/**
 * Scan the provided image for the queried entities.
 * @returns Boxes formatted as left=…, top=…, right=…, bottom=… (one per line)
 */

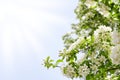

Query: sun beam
left=0, top=0, right=69, bottom=72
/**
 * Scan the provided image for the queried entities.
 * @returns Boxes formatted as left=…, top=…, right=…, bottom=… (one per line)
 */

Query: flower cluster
left=94, top=25, right=112, bottom=51
left=84, top=0, right=97, bottom=8
left=85, top=0, right=110, bottom=17
left=111, top=30, right=120, bottom=45
left=93, top=25, right=120, bottom=65
left=67, top=37, right=84, bottom=53
left=110, top=30, right=120, bottom=65
left=112, top=0, right=119, bottom=4
left=78, top=64, right=90, bottom=77
left=94, top=25, right=112, bottom=38
left=110, top=45, right=120, bottom=65
left=61, top=64, right=75, bottom=78
left=96, top=3, right=110, bottom=17
left=91, top=64, right=98, bottom=74
left=82, top=12, right=95, bottom=21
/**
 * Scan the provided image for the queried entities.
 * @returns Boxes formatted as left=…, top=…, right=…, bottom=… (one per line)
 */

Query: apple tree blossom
left=43, top=0, right=120, bottom=80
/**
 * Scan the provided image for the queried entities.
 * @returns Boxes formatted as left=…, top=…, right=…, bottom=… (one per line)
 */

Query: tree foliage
left=43, top=0, right=120, bottom=80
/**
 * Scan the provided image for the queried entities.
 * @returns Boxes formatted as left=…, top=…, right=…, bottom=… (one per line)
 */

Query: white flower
left=98, top=55, right=106, bottom=63
left=89, top=52, right=100, bottom=65
left=82, top=16, right=86, bottom=20
left=78, top=64, right=90, bottom=77
left=94, top=25, right=112, bottom=36
left=89, top=52, right=97, bottom=59
left=62, top=65, right=75, bottom=78
left=91, top=64, right=98, bottom=74
left=85, top=0, right=110, bottom=17
left=111, top=29, right=120, bottom=45
left=112, top=0, right=119, bottom=4
left=99, top=25, right=112, bottom=32
left=94, top=25, right=112, bottom=43
left=67, top=37, right=84, bottom=53
left=81, top=12, right=95, bottom=21
left=110, top=28, right=120, bottom=65
left=96, top=3, right=110, bottom=17
left=80, top=29, right=91, bottom=37
left=84, top=0, right=97, bottom=8
left=94, top=59, right=101, bottom=66
left=105, top=74, right=114, bottom=80
left=110, top=44, right=120, bottom=65
left=96, top=7, right=110, bottom=17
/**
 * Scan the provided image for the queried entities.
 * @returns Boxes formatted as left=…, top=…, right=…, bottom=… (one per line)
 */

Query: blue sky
left=0, top=0, right=79, bottom=80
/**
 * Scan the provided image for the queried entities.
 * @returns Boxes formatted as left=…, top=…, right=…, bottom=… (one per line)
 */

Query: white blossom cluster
left=67, top=37, right=84, bottom=53
left=85, top=0, right=110, bottom=17
left=110, top=30, right=120, bottom=65
left=89, top=53, right=106, bottom=74
left=94, top=25, right=112, bottom=37
left=94, top=25, right=112, bottom=51
left=110, top=45, right=120, bottom=65
left=112, top=0, right=119, bottom=4
left=82, top=12, right=95, bottom=21
left=62, top=64, right=90, bottom=78
left=84, top=0, right=97, bottom=8
left=78, top=64, right=90, bottom=77
left=61, top=65, right=75, bottom=78
left=77, top=52, right=106, bottom=75
left=90, top=51, right=106, bottom=61
left=91, top=64, right=98, bottom=74
left=111, top=30, right=120, bottom=45
left=96, top=3, right=110, bottom=17
left=93, top=25, right=120, bottom=65
left=75, top=2, right=83, bottom=13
